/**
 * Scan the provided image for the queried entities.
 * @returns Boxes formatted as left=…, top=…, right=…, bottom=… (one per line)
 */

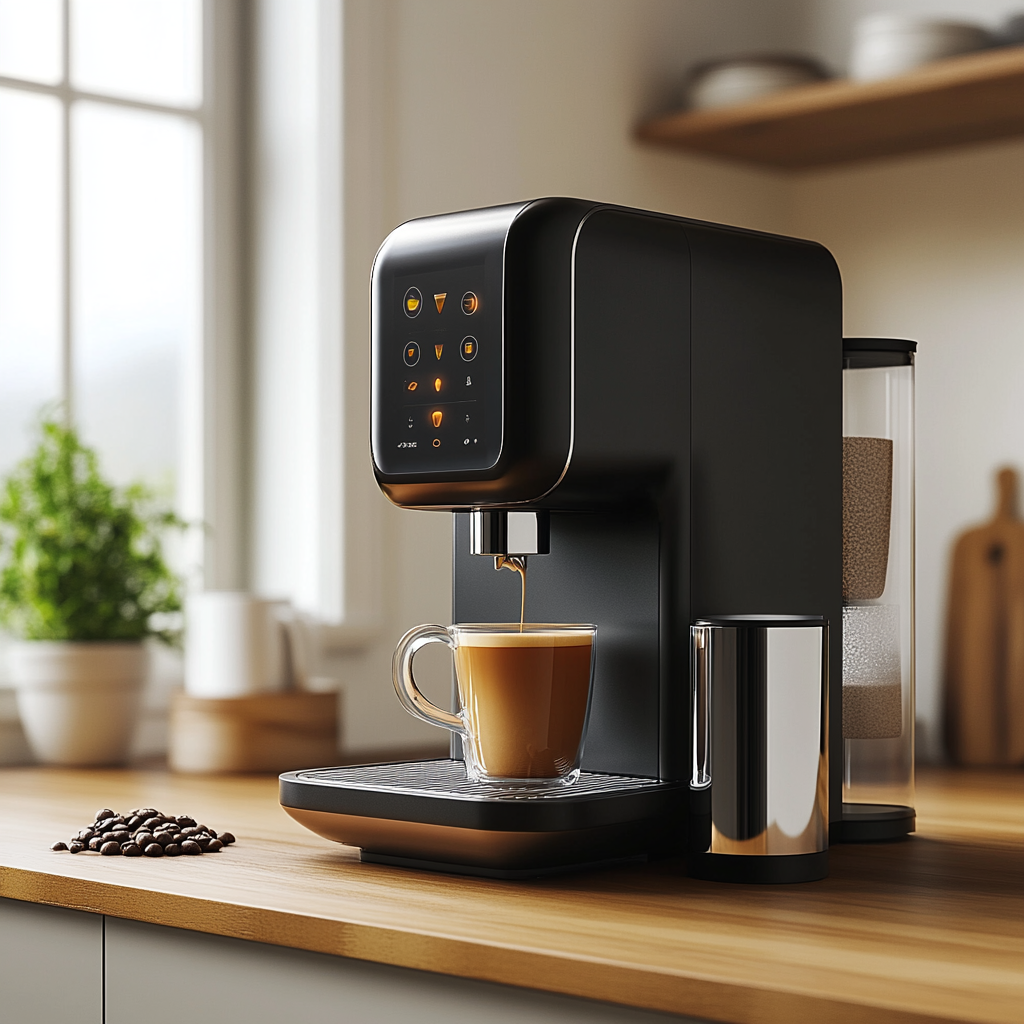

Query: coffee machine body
left=280, top=199, right=842, bottom=877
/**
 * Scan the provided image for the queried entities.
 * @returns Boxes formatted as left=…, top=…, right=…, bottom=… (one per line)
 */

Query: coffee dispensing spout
left=469, top=510, right=550, bottom=569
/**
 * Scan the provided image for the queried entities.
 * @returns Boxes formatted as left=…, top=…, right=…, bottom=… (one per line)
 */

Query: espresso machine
left=280, top=198, right=842, bottom=879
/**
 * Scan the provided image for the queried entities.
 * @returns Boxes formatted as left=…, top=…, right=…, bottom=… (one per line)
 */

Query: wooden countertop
left=1, top=765, right=1021, bottom=1024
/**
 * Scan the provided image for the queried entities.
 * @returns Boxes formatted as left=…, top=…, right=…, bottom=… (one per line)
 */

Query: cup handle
left=392, top=624, right=466, bottom=736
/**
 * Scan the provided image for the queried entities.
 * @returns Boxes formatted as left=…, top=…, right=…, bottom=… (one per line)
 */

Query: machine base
left=280, top=759, right=683, bottom=874
left=840, top=803, right=916, bottom=842
left=688, top=851, right=828, bottom=884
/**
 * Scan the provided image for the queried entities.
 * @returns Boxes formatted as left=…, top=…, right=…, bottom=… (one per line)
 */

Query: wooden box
left=170, top=691, right=339, bottom=775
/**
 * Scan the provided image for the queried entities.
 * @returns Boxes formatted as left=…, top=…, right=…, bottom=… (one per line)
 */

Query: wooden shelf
left=637, top=46, right=1024, bottom=170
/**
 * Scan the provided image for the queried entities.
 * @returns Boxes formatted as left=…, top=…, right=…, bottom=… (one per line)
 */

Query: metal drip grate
left=293, top=759, right=665, bottom=802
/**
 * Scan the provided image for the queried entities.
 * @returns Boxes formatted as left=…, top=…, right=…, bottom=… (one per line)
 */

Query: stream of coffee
left=495, top=555, right=527, bottom=631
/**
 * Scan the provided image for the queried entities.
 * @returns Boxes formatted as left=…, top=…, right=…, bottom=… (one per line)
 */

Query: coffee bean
left=56, top=808, right=233, bottom=860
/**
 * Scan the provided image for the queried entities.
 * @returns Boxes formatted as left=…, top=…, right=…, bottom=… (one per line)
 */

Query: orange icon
left=434, top=292, right=447, bottom=313
left=432, top=438, right=441, bottom=447
left=434, top=378, right=442, bottom=392
left=435, top=344, right=443, bottom=360
left=431, top=410, right=443, bottom=428
left=462, top=291, right=478, bottom=315
left=407, top=381, right=418, bottom=391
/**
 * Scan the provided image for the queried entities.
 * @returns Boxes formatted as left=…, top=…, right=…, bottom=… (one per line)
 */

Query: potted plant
left=0, top=420, right=183, bottom=765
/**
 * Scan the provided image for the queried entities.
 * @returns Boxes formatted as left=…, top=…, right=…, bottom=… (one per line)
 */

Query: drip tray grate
left=292, top=759, right=665, bottom=802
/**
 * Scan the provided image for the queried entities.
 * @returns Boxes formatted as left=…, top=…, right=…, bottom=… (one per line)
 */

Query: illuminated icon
left=435, top=344, right=443, bottom=360
left=434, top=292, right=447, bottom=313
left=403, top=341, right=420, bottom=366
left=465, top=413, right=470, bottom=422
left=434, top=378, right=442, bottom=392
left=462, top=291, right=478, bottom=315
left=432, top=410, right=443, bottom=428
left=464, top=438, right=469, bottom=445
left=432, top=438, right=441, bottom=447
left=465, top=375, right=472, bottom=386
left=460, top=336, right=477, bottom=362
left=403, top=287, right=422, bottom=317
left=407, top=381, right=418, bottom=391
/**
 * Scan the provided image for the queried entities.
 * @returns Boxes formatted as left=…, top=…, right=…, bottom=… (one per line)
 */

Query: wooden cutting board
left=944, top=468, right=1024, bottom=765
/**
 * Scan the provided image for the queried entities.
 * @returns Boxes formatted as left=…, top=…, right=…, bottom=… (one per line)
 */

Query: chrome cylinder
left=691, top=615, right=828, bottom=861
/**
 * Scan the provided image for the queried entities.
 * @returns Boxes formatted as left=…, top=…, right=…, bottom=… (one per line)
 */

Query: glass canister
left=841, top=338, right=916, bottom=840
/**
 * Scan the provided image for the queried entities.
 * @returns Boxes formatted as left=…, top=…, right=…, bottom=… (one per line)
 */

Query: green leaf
left=0, top=418, right=185, bottom=644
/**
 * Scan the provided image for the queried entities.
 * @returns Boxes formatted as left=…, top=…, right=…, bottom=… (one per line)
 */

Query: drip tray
left=280, top=759, right=683, bottom=875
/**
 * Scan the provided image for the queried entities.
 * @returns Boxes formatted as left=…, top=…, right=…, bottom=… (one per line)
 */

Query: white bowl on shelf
left=685, top=56, right=828, bottom=111
left=850, top=14, right=992, bottom=82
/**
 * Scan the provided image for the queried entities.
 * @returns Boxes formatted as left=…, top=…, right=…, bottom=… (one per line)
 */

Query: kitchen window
left=0, top=0, right=242, bottom=587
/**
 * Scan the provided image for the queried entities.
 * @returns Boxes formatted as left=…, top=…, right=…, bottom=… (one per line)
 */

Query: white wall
left=323, top=0, right=1023, bottom=758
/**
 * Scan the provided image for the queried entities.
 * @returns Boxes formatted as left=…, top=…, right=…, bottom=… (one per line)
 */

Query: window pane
left=0, top=0, right=63, bottom=85
left=72, top=101, right=201, bottom=503
left=0, top=88, right=62, bottom=476
left=71, top=0, right=201, bottom=108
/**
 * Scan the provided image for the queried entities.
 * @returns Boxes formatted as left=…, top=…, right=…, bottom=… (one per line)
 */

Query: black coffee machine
left=280, top=198, right=842, bottom=878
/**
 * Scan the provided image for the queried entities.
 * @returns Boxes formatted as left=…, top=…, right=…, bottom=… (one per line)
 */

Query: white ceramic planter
left=8, top=642, right=147, bottom=766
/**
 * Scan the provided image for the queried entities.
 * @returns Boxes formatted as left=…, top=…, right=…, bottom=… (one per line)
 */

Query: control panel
left=373, top=262, right=503, bottom=476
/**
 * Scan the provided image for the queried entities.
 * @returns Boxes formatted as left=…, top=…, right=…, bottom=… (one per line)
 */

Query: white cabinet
left=0, top=897, right=103, bottom=1023
left=2, top=898, right=698, bottom=1024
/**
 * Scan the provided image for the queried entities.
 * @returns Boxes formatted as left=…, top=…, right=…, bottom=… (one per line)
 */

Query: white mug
left=185, top=592, right=306, bottom=698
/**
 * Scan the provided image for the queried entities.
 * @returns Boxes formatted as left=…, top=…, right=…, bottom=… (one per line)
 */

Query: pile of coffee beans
left=51, top=808, right=236, bottom=858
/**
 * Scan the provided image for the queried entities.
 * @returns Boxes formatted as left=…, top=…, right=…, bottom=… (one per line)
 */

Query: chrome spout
left=469, top=510, right=550, bottom=557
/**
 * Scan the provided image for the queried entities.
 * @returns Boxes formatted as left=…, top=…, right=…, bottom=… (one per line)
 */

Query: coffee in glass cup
left=392, top=623, right=597, bottom=788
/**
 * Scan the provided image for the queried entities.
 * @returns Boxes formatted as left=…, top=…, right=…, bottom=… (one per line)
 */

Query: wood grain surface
left=945, top=469, right=1024, bottom=766
left=637, top=46, right=1024, bottom=170
left=1, top=765, right=1021, bottom=1024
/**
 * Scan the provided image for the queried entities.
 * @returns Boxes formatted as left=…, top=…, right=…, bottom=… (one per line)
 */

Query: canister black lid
left=693, top=615, right=826, bottom=628
left=843, top=337, right=916, bottom=368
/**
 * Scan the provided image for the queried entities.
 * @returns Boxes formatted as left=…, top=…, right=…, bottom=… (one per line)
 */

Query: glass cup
left=392, top=623, right=597, bottom=789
